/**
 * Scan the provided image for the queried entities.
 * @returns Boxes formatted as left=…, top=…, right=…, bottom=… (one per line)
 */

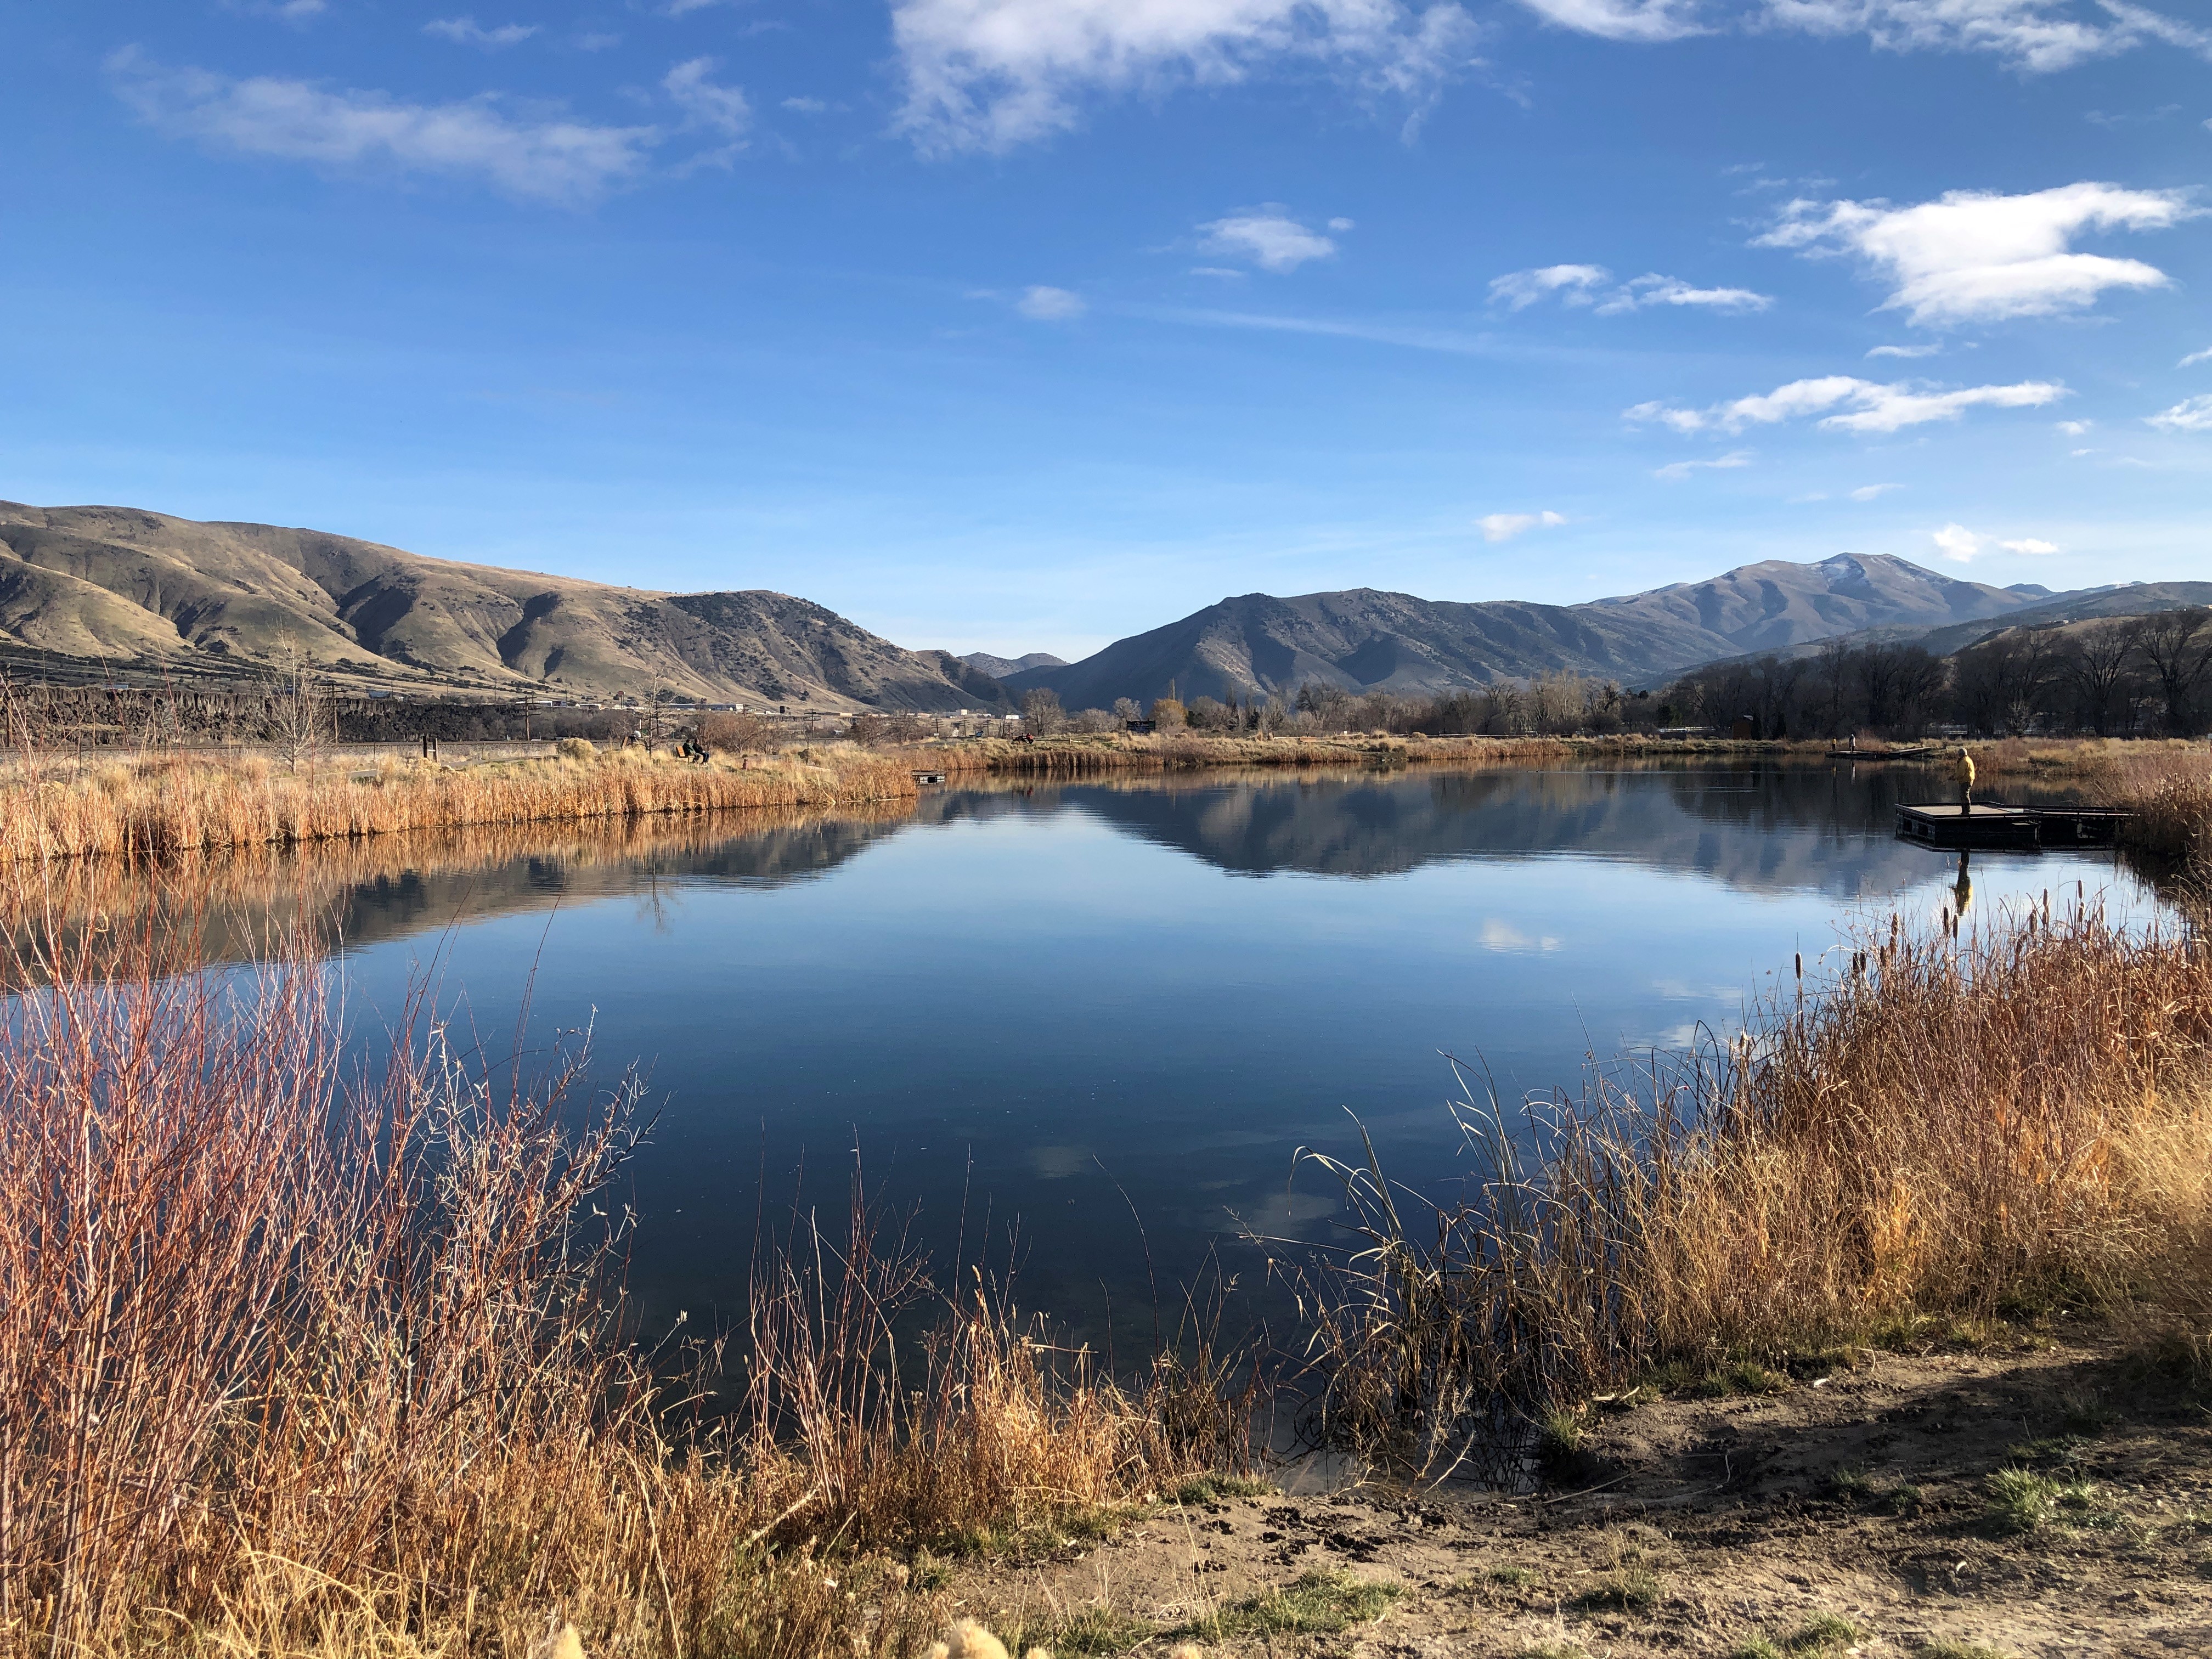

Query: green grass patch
left=1985, top=1468, right=2057, bottom=1534
left=1009, top=1605, right=1161, bottom=1655
left=1692, top=1360, right=1791, bottom=1398
left=1914, top=1644, right=2014, bottom=1659
left=1487, top=1565, right=1539, bottom=1588
left=2004, top=1435, right=2086, bottom=1466
left=1171, top=1472, right=1273, bottom=1505
left=1176, top=1569, right=1401, bottom=1639
left=1571, top=1567, right=1662, bottom=1613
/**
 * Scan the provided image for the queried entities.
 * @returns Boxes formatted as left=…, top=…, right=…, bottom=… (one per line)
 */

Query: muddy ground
left=945, top=1327, right=2212, bottom=1658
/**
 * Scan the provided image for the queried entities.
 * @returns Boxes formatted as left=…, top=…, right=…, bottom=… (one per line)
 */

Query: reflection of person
left=1955, top=745, right=1976, bottom=818
left=1953, top=849, right=1973, bottom=919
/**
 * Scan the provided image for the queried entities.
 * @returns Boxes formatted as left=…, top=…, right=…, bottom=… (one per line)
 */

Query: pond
left=87, top=760, right=2179, bottom=1347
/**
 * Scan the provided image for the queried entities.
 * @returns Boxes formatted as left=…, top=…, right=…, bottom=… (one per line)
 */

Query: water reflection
left=8, top=761, right=2162, bottom=1350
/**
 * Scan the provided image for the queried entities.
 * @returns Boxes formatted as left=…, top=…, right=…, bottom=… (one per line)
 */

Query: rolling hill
left=0, top=501, right=1008, bottom=711
left=1005, top=554, right=2061, bottom=707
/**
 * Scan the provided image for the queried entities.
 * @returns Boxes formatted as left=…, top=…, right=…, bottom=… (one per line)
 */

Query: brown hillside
left=0, top=501, right=1005, bottom=712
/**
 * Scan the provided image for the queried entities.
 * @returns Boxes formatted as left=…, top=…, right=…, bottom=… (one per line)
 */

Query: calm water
left=192, top=762, right=2176, bottom=1341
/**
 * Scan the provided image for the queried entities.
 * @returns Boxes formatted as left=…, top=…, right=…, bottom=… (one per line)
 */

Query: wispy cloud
left=1654, top=448, right=1753, bottom=479
left=890, top=0, right=1480, bottom=154
left=2181, top=346, right=2212, bottom=368
left=1928, top=523, right=2061, bottom=562
left=1491, top=262, right=1769, bottom=314
left=109, top=47, right=658, bottom=204
left=1866, top=342, right=1940, bottom=358
left=1198, top=208, right=1342, bottom=272
left=1514, top=0, right=1706, bottom=42
left=1848, top=481, right=1901, bottom=499
left=423, top=16, right=538, bottom=48
left=1757, top=180, right=2199, bottom=328
left=1015, top=285, right=1086, bottom=320
left=663, top=57, right=751, bottom=135
left=1627, top=374, right=2065, bottom=433
left=1478, top=509, right=1567, bottom=541
left=1490, top=263, right=1610, bottom=308
left=2147, top=394, right=2212, bottom=432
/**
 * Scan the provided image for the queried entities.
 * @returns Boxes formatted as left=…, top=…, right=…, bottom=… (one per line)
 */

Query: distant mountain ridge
left=0, top=501, right=1009, bottom=710
left=1007, top=554, right=2061, bottom=707
left=960, top=650, right=1066, bottom=679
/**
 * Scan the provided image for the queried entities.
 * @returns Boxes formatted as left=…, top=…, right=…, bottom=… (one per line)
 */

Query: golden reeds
left=0, top=746, right=918, bottom=865
left=1292, top=891, right=2212, bottom=1472
left=0, top=874, right=1244, bottom=1657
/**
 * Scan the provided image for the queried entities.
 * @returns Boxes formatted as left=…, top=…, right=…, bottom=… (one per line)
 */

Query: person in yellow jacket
left=1956, top=745, right=1976, bottom=817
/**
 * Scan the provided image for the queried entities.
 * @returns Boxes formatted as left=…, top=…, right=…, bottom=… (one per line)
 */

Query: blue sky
left=4, top=1, right=2209, bottom=658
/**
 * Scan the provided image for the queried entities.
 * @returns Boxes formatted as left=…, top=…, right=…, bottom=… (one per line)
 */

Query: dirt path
left=947, top=1329, right=2211, bottom=1658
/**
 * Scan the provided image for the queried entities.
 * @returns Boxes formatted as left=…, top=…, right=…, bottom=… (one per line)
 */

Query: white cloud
left=1594, top=273, right=1772, bottom=314
left=1493, top=263, right=1769, bottom=314
left=1199, top=209, right=1341, bottom=272
left=1015, top=284, right=1086, bottom=320
left=890, top=0, right=1480, bottom=153
left=1757, top=181, right=2198, bottom=328
left=109, top=48, right=658, bottom=203
left=2001, top=537, right=2060, bottom=554
left=1514, top=0, right=1708, bottom=40
left=1758, top=0, right=2212, bottom=74
left=2055, top=418, right=2092, bottom=434
left=225, top=0, right=330, bottom=19
left=423, top=16, right=537, bottom=48
left=664, top=57, right=751, bottom=135
left=1327, top=215, right=1356, bottom=231
left=782, top=96, right=830, bottom=114
left=1654, top=449, right=1754, bottom=479
left=1848, top=481, right=1901, bottom=499
left=2147, top=394, right=2212, bottom=432
left=1627, top=374, right=2064, bottom=435
left=1188, top=266, right=1246, bottom=279
left=1932, top=522, right=1984, bottom=561
left=1866, top=342, right=1940, bottom=357
left=1490, top=263, right=1610, bottom=308
left=2181, top=346, right=2212, bottom=367
left=1479, top=509, right=1567, bottom=541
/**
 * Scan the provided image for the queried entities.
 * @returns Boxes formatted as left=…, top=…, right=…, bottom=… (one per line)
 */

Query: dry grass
left=0, top=872, right=1250, bottom=1657
left=0, top=745, right=917, bottom=864
left=1291, top=892, right=2212, bottom=1474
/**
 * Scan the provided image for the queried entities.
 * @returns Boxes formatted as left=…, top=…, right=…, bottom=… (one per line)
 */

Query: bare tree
left=2127, top=607, right=2212, bottom=736
left=1020, top=686, right=1066, bottom=734
left=2059, top=622, right=2140, bottom=736
left=266, top=649, right=331, bottom=775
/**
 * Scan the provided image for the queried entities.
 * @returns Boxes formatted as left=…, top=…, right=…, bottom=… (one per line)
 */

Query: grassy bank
left=0, top=743, right=917, bottom=864
left=0, top=884, right=1248, bottom=1658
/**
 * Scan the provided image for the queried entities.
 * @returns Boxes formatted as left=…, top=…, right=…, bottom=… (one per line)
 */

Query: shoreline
left=1, top=731, right=2199, bottom=866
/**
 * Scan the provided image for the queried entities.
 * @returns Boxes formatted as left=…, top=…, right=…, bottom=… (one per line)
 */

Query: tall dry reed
left=0, top=746, right=917, bottom=865
left=1290, top=893, right=2212, bottom=1473
left=0, top=871, right=1246, bottom=1656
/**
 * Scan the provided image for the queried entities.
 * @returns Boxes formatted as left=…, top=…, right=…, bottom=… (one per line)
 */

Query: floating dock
left=1895, top=800, right=2129, bottom=850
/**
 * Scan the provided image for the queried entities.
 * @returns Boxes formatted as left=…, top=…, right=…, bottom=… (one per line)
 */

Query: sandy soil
left=946, top=1327, right=2212, bottom=1658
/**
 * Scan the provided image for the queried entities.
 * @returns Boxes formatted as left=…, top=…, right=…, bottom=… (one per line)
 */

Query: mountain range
left=1, top=498, right=2188, bottom=712
left=0, top=501, right=1007, bottom=710
left=1000, top=554, right=2061, bottom=707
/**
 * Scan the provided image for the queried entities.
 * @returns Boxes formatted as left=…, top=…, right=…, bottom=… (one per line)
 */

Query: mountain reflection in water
left=19, top=761, right=2157, bottom=1344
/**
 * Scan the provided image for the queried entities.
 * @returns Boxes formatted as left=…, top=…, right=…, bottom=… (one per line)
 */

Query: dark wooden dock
left=1895, top=800, right=2129, bottom=850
